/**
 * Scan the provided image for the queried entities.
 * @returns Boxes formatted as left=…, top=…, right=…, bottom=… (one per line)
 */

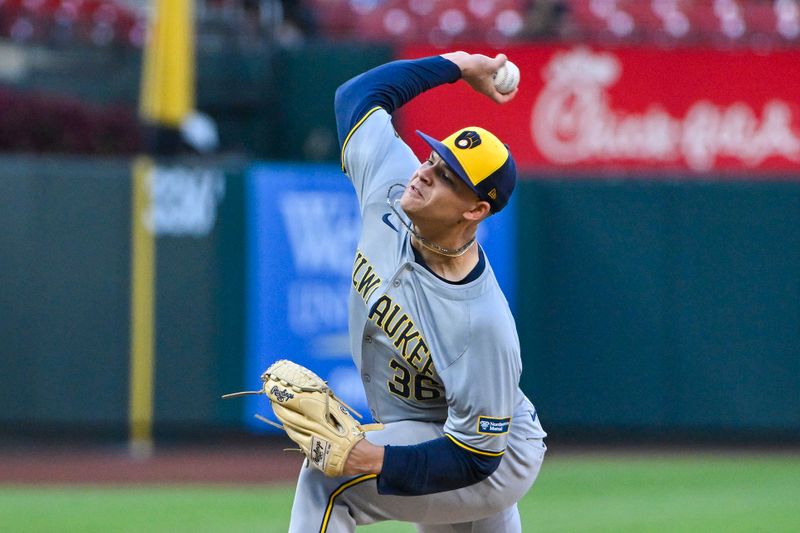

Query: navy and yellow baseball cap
left=416, top=126, right=516, bottom=213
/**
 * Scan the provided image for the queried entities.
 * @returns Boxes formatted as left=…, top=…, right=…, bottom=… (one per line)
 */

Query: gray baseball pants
left=287, top=416, right=546, bottom=532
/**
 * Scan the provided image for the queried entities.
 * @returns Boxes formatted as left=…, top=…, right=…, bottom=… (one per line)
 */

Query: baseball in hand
left=493, top=60, right=520, bottom=94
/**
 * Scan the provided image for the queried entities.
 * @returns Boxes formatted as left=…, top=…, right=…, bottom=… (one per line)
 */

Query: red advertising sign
left=398, top=45, right=800, bottom=176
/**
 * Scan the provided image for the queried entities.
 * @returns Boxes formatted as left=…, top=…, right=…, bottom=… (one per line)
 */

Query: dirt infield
left=0, top=442, right=304, bottom=485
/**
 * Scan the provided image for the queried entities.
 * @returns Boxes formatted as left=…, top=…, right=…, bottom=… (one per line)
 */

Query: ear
left=463, top=200, right=492, bottom=222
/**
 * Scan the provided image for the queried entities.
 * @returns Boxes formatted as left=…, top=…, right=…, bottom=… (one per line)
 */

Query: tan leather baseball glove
left=224, top=359, right=381, bottom=477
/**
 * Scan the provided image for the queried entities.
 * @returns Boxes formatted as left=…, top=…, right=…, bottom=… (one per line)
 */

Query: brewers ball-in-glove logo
left=455, top=130, right=482, bottom=149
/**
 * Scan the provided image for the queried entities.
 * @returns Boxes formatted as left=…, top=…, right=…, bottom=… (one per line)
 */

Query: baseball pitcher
left=281, top=51, right=547, bottom=532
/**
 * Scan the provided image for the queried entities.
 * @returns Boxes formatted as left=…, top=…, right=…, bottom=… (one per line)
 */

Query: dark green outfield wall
left=0, top=156, right=246, bottom=437
left=516, top=179, right=800, bottom=438
left=2, top=164, right=797, bottom=441
left=0, top=159, right=132, bottom=429
left=0, top=164, right=798, bottom=440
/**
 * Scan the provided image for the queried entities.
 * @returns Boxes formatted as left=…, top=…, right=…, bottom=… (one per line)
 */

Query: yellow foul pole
left=140, top=0, right=195, bottom=127
left=129, top=0, right=195, bottom=458
left=129, top=156, right=156, bottom=458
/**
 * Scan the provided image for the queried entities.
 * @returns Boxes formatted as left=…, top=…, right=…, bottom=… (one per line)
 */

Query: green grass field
left=2, top=454, right=799, bottom=532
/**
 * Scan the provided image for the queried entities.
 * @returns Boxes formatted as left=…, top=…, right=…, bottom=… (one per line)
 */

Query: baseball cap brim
left=416, top=130, right=482, bottom=199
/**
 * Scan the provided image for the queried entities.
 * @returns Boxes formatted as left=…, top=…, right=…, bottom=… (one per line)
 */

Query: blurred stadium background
left=1, top=0, right=799, bottom=531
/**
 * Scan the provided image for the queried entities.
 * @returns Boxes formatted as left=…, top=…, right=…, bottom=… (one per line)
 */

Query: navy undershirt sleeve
left=334, top=56, right=462, bottom=148
left=377, top=436, right=502, bottom=496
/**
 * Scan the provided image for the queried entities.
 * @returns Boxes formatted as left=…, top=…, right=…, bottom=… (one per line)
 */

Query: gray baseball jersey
left=345, top=107, right=546, bottom=453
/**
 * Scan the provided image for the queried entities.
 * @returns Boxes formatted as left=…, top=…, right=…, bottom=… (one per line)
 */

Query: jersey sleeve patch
left=476, top=416, right=511, bottom=436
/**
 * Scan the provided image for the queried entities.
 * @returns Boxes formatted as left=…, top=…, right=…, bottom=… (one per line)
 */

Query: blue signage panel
left=244, top=162, right=517, bottom=430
